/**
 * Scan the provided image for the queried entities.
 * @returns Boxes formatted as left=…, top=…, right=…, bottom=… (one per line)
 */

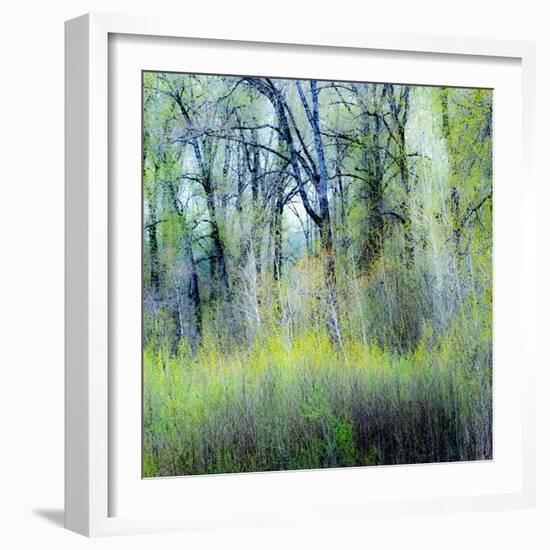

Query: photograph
left=0, top=0, right=542, bottom=545
left=142, top=71, right=493, bottom=477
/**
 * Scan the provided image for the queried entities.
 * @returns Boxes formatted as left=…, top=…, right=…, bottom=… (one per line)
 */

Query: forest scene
left=142, top=72, right=493, bottom=477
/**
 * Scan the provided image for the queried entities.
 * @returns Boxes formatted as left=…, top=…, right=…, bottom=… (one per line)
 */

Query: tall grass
left=143, top=324, right=492, bottom=477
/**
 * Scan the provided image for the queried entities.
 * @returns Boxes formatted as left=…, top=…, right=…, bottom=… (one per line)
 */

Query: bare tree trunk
left=172, top=282, right=184, bottom=354
left=148, top=206, right=161, bottom=298
left=172, top=90, right=230, bottom=299
left=203, top=177, right=230, bottom=298
left=272, top=142, right=286, bottom=281
left=386, top=84, right=413, bottom=266
left=245, top=77, right=341, bottom=341
left=298, top=80, right=340, bottom=343
left=272, top=192, right=284, bottom=281
left=184, top=231, right=202, bottom=346
left=249, top=142, right=263, bottom=277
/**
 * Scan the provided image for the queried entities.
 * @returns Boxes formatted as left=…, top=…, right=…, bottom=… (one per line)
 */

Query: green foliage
left=142, top=73, right=493, bottom=476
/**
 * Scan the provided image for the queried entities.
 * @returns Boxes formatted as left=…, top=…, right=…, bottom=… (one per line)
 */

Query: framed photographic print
left=65, top=13, right=537, bottom=536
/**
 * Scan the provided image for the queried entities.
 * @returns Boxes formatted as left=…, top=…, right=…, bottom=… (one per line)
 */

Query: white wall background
left=0, top=1, right=547, bottom=548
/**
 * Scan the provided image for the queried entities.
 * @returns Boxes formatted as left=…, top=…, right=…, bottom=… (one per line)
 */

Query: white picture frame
left=65, top=12, right=537, bottom=537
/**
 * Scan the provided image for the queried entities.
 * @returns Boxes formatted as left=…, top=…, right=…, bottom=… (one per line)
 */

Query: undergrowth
left=143, top=326, right=492, bottom=477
